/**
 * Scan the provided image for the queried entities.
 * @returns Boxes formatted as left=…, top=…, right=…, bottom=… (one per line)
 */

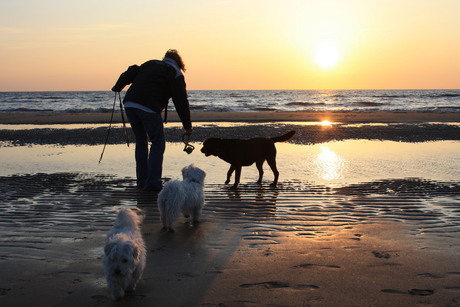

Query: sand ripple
left=0, top=173, right=459, bottom=263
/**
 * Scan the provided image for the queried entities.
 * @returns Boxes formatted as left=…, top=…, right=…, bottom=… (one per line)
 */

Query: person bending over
left=112, top=49, right=192, bottom=191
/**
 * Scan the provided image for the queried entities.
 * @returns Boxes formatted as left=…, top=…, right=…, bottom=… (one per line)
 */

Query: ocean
left=0, top=89, right=459, bottom=114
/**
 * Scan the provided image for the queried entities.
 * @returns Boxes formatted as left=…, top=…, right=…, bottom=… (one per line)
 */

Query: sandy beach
left=1, top=112, right=460, bottom=307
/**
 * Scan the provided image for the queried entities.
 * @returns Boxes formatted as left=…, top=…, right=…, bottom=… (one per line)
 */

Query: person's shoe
left=143, top=185, right=162, bottom=192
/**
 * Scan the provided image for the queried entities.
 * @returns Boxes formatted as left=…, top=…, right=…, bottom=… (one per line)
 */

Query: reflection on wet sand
left=1, top=140, right=460, bottom=186
left=1, top=173, right=459, bottom=266
left=0, top=138, right=459, bottom=305
left=314, top=145, right=347, bottom=180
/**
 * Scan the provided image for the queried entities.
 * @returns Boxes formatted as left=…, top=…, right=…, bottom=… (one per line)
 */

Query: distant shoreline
left=0, top=111, right=459, bottom=124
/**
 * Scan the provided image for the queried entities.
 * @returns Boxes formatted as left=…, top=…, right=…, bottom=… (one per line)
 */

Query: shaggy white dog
left=157, top=164, right=206, bottom=232
left=103, top=207, right=146, bottom=300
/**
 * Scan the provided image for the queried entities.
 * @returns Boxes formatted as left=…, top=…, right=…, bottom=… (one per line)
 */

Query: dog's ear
left=104, top=242, right=116, bottom=257
left=194, top=168, right=206, bottom=182
left=200, top=168, right=206, bottom=180
left=181, top=165, right=189, bottom=179
left=132, top=245, right=140, bottom=261
left=214, top=139, right=224, bottom=154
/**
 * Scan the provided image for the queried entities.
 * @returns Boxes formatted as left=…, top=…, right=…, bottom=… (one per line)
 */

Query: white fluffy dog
left=103, top=207, right=146, bottom=300
left=157, top=164, right=206, bottom=232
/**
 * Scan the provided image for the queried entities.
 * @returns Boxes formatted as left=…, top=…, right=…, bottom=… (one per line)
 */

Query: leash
left=99, top=92, right=130, bottom=164
left=182, top=133, right=195, bottom=154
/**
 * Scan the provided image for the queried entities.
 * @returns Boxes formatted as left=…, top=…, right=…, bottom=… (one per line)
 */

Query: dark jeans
left=125, top=108, right=165, bottom=190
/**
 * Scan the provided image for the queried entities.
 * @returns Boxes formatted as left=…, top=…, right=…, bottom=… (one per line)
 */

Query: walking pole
left=98, top=93, right=118, bottom=164
left=118, top=92, right=130, bottom=147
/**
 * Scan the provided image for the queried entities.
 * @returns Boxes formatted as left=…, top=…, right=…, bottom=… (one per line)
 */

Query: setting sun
left=314, top=41, right=340, bottom=69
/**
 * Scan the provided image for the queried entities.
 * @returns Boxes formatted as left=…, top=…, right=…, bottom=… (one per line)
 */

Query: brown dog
left=201, top=131, right=295, bottom=188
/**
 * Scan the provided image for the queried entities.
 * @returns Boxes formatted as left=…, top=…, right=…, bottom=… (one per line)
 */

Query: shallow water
left=1, top=140, right=459, bottom=185
left=0, top=140, right=459, bottom=265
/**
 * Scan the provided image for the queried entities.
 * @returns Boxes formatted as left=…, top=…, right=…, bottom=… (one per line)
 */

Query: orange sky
left=0, top=0, right=459, bottom=91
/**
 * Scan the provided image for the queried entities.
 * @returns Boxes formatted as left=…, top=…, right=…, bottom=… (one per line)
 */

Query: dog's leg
left=256, top=160, right=264, bottom=184
left=231, top=165, right=242, bottom=189
left=127, top=280, right=138, bottom=292
left=192, top=207, right=201, bottom=224
left=108, top=279, right=125, bottom=300
left=160, top=208, right=174, bottom=232
left=167, top=215, right=175, bottom=232
left=266, top=156, right=279, bottom=187
left=225, top=165, right=235, bottom=184
left=160, top=208, right=169, bottom=232
left=127, top=269, right=141, bottom=292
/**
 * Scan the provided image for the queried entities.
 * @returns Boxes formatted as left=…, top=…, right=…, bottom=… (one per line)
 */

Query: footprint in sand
left=240, top=281, right=289, bottom=289
left=372, top=250, right=391, bottom=259
left=417, top=272, right=443, bottom=278
left=240, top=281, right=320, bottom=290
left=293, top=284, right=321, bottom=290
left=294, top=263, right=340, bottom=269
left=408, top=289, right=435, bottom=296
left=381, top=289, right=435, bottom=296
left=263, top=248, right=273, bottom=256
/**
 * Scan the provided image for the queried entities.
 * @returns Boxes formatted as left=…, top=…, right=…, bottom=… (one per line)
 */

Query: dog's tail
left=271, top=130, right=295, bottom=143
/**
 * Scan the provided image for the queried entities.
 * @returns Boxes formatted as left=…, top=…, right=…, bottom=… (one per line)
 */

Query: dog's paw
left=161, top=227, right=175, bottom=233
left=110, top=289, right=125, bottom=301
left=225, top=179, right=230, bottom=184
left=161, top=226, right=175, bottom=233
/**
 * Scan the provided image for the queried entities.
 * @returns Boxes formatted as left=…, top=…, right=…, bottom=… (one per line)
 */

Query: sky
left=0, top=0, right=459, bottom=91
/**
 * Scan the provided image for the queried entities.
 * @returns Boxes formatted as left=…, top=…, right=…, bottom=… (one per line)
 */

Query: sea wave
left=3, top=107, right=115, bottom=113
left=286, top=102, right=326, bottom=107
left=371, top=95, right=409, bottom=99
left=11, top=107, right=54, bottom=112
left=353, top=101, right=385, bottom=107
left=1, top=90, right=460, bottom=113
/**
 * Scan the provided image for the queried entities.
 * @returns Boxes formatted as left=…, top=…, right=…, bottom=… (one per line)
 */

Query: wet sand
left=1, top=122, right=460, bottom=147
left=1, top=112, right=460, bottom=306
left=0, top=111, right=459, bottom=124
left=1, top=174, right=459, bottom=307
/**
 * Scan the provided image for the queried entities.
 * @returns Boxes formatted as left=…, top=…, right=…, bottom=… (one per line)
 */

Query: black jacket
left=112, top=59, right=191, bottom=130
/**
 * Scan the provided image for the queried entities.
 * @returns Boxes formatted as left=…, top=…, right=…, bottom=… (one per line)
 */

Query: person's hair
left=164, top=49, right=186, bottom=72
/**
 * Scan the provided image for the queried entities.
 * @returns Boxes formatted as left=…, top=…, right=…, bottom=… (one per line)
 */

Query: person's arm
left=170, top=75, right=192, bottom=131
left=111, top=65, right=140, bottom=92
